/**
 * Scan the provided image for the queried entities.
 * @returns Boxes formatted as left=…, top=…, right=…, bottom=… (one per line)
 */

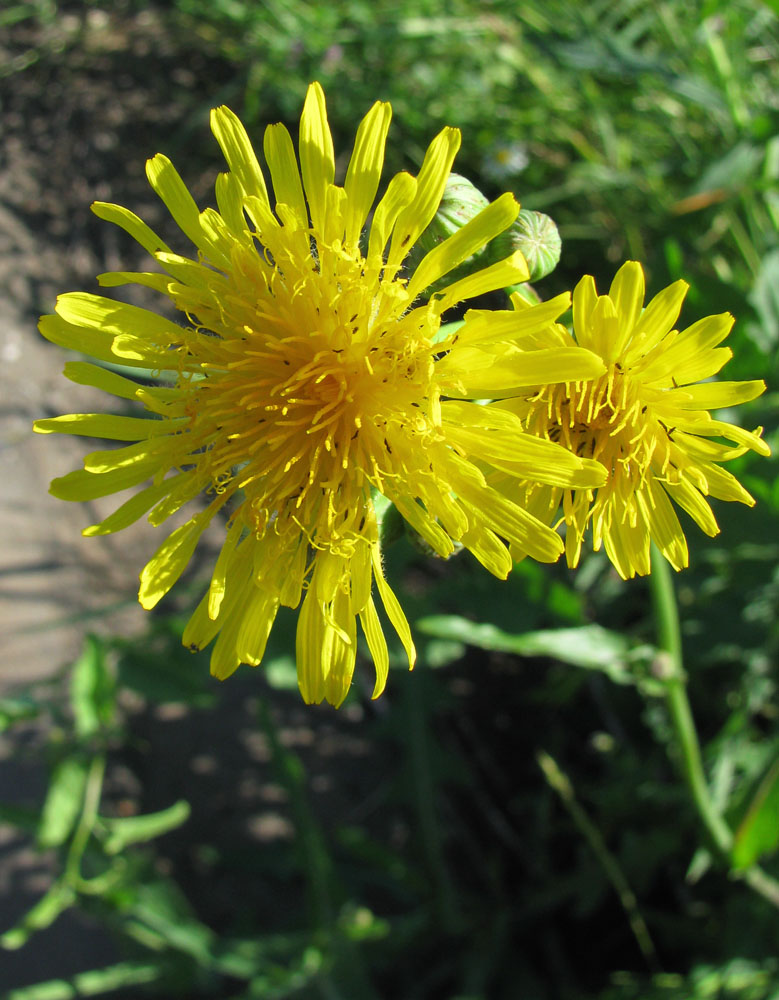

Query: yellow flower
left=34, top=83, right=606, bottom=706
left=492, top=261, right=770, bottom=579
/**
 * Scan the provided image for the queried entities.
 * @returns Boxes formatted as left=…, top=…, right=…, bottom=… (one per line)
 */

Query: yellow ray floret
left=492, top=261, right=770, bottom=579
left=35, top=82, right=608, bottom=706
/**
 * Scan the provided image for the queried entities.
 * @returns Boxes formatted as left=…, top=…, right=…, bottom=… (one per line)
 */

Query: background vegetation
left=1, top=0, right=778, bottom=997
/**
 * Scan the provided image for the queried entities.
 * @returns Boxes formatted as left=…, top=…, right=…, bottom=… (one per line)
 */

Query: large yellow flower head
left=493, top=261, right=770, bottom=579
left=35, top=83, right=606, bottom=706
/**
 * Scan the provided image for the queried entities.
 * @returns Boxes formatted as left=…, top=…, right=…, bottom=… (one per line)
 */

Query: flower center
left=176, top=251, right=440, bottom=554
left=523, top=364, right=663, bottom=485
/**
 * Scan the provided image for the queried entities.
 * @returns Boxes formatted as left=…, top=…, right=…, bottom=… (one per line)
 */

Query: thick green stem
left=648, top=545, right=733, bottom=855
left=649, top=545, right=779, bottom=910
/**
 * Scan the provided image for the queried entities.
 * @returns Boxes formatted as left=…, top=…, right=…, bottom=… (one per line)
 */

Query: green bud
left=415, top=173, right=490, bottom=257
left=489, top=209, right=561, bottom=281
left=408, top=174, right=493, bottom=291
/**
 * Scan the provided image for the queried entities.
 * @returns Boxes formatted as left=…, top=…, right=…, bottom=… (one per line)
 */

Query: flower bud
left=408, top=174, right=493, bottom=290
left=415, top=173, right=491, bottom=257
left=489, top=209, right=561, bottom=281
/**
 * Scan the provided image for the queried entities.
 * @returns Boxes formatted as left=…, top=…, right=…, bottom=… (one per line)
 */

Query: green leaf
left=38, top=757, right=89, bottom=849
left=101, top=800, right=191, bottom=854
left=417, top=616, right=659, bottom=688
left=0, top=696, right=39, bottom=731
left=732, top=757, right=779, bottom=870
left=70, top=635, right=115, bottom=740
left=3, top=961, right=163, bottom=999
left=1, top=880, right=76, bottom=950
left=747, top=249, right=779, bottom=352
left=125, top=880, right=218, bottom=967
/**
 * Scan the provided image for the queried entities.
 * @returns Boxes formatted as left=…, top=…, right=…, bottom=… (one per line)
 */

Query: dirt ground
left=1, top=7, right=208, bottom=691
left=0, top=7, right=253, bottom=988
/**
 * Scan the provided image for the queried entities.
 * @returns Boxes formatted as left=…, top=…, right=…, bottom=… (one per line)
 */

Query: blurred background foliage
left=1, top=0, right=778, bottom=997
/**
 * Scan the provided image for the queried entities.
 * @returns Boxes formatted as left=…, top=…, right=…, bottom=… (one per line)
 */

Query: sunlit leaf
left=732, top=757, right=779, bottom=870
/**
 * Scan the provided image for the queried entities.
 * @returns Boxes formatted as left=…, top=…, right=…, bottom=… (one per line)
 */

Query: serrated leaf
left=732, top=758, right=779, bottom=870
left=101, top=800, right=190, bottom=854
left=38, top=757, right=89, bottom=848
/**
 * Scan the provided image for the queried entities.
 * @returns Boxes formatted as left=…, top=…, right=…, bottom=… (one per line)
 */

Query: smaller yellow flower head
left=495, top=261, right=770, bottom=579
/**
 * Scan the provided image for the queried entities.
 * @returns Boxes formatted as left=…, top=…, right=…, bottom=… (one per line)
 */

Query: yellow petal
left=62, top=361, right=144, bottom=401
left=55, top=292, right=182, bottom=345
left=371, top=546, right=416, bottom=669
left=343, top=100, right=392, bottom=247
left=235, top=587, right=280, bottom=666
left=183, top=588, right=223, bottom=653
left=138, top=513, right=211, bottom=610
left=444, top=421, right=605, bottom=489
left=91, top=201, right=171, bottom=257
left=324, top=588, right=357, bottom=707
left=429, top=253, right=529, bottom=316
left=146, top=154, right=214, bottom=256
left=391, top=493, right=455, bottom=558
left=210, top=105, right=270, bottom=206
left=35, top=412, right=177, bottom=441
left=214, top=172, right=252, bottom=241
left=438, top=346, right=605, bottom=398
left=208, top=518, right=245, bottom=619
left=84, top=438, right=166, bottom=474
left=97, top=271, right=172, bottom=293
left=622, top=279, right=688, bottom=363
left=587, top=294, right=620, bottom=361
left=359, top=597, right=390, bottom=700
left=661, top=477, right=719, bottom=537
left=299, top=81, right=335, bottom=233
left=638, top=478, right=688, bottom=571
left=639, top=312, right=735, bottom=382
left=669, top=379, right=765, bottom=410
left=296, top=587, right=327, bottom=704
left=263, top=122, right=308, bottom=228
left=387, top=127, right=461, bottom=269
left=82, top=475, right=184, bottom=537
left=449, top=454, right=563, bottom=563
left=608, top=261, right=645, bottom=356
left=454, top=292, right=572, bottom=348
left=367, top=171, right=417, bottom=264
left=678, top=418, right=770, bottom=457
left=460, top=523, right=513, bottom=578
left=572, top=273, right=598, bottom=350
left=406, top=192, right=519, bottom=300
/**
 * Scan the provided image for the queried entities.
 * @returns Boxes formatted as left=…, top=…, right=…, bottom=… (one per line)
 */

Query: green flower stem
left=648, top=547, right=733, bottom=855
left=65, top=753, right=107, bottom=888
left=649, top=544, right=779, bottom=909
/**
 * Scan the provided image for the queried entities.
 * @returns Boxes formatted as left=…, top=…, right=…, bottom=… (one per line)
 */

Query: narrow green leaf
left=101, top=800, right=190, bottom=854
left=0, top=696, right=39, bottom=731
left=70, top=635, right=115, bottom=740
left=417, top=616, right=656, bottom=687
left=38, top=757, right=89, bottom=848
left=4, top=961, right=162, bottom=999
left=732, top=758, right=779, bottom=870
left=1, top=881, right=76, bottom=950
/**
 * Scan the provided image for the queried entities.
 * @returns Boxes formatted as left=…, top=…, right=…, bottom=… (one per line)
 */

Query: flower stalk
left=649, top=543, right=779, bottom=909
